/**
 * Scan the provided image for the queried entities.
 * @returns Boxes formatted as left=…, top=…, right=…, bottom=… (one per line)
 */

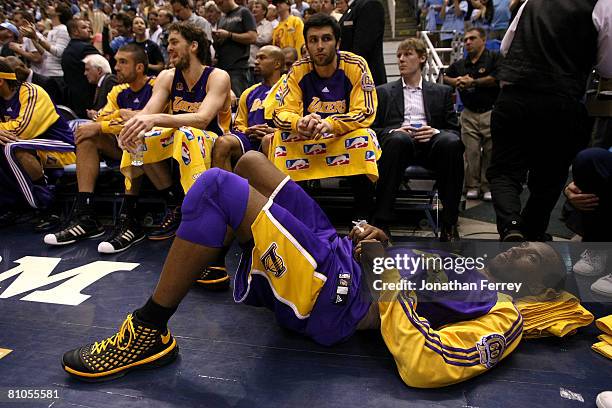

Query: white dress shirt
left=402, top=77, right=428, bottom=127
left=593, top=0, right=612, bottom=78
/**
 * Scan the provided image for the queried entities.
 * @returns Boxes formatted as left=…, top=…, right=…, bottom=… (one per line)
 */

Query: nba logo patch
left=160, top=135, right=174, bottom=147
left=146, top=129, right=162, bottom=137
left=181, top=141, right=191, bottom=165
left=326, top=154, right=350, bottom=166
left=274, top=146, right=287, bottom=157
left=260, top=242, right=287, bottom=278
left=345, top=136, right=369, bottom=149
left=180, top=127, right=195, bottom=140
left=280, top=131, right=302, bottom=142
left=303, top=143, right=326, bottom=155
left=365, top=150, right=376, bottom=162
left=476, top=333, right=506, bottom=368
left=197, top=136, right=206, bottom=158
left=286, top=158, right=310, bottom=170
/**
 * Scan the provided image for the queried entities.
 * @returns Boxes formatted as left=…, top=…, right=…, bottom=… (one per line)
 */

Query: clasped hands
left=296, top=113, right=334, bottom=140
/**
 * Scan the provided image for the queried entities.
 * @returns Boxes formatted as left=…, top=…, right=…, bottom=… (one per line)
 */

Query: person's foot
left=98, top=214, right=146, bottom=254
left=482, top=191, right=492, bottom=202
left=439, top=223, right=460, bottom=242
left=573, top=250, right=608, bottom=277
left=597, top=391, right=612, bottom=408
left=62, top=313, right=178, bottom=382
left=466, top=189, right=479, bottom=200
left=148, top=206, right=181, bottom=241
left=44, top=213, right=104, bottom=245
left=196, top=266, right=231, bottom=291
left=591, top=274, right=612, bottom=298
left=501, top=229, right=525, bottom=242
left=32, top=213, right=61, bottom=232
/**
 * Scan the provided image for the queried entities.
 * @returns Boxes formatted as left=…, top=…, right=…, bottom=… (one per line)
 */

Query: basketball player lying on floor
left=61, top=151, right=565, bottom=387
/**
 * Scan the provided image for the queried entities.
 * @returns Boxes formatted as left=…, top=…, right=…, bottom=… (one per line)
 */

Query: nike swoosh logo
left=161, top=331, right=171, bottom=345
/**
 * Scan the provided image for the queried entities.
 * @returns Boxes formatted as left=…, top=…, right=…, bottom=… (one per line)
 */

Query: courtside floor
left=0, top=222, right=611, bottom=408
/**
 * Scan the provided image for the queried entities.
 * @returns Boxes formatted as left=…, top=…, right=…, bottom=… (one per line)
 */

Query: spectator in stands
left=248, top=0, right=274, bottom=84
left=10, top=10, right=44, bottom=73
left=270, top=14, right=380, bottom=219
left=372, top=38, right=463, bottom=242
left=339, top=0, right=387, bottom=86
left=282, top=46, right=298, bottom=72
left=440, top=0, right=468, bottom=48
left=132, top=16, right=166, bottom=74
left=0, top=59, right=75, bottom=226
left=204, top=1, right=221, bottom=30
left=0, top=22, right=19, bottom=57
left=469, top=0, right=494, bottom=31
left=272, top=0, right=305, bottom=58
left=212, top=0, right=257, bottom=97
left=62, top=18, right=99, bottom=118
left=310, top=0, right=323, bottom=13
left=20, top=3, right=72, bottom=85
left=292, top=0, right=310, bottom=17
left=303, top=8, right=317, bottom=22
left=489, top=0, right=510, bottom=40
left=83, top=54, right=117, bottom=115
left=157, top=9, right=175, bottom=63
left=146, top=9, right=163, bottom=45
left=487, top=0, right=599, bottom=242
left=321, top=0, right=343, bottom=21
left=235, top=45, right=283, bottom=151
left=108, top=13, right=133, bottom=54
left=172, top=0, right=213, bottom=43
left=44, top=44, right=171, bottom=253
left=444, top=27, right=500, bottom=202
left=422, top=0, right=444, bottom=31
left=336, top=0, right=349, bottom=15
left=267, top=4, right=280, bottom=29
left=4, top=56, right=62, bottom=103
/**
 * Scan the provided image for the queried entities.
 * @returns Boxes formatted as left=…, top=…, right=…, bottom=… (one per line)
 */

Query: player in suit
left=372, top=38, right=463, bottom=242
left=338, top=0, right=387, bottom=86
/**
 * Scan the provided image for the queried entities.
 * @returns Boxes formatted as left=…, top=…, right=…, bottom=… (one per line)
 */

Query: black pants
left=226, top=69, right=250, bottom=99
left=487, top=86, right=590, bottom=238
left=572, top=147, right=612, bottom=241
left=374, top=130, right=464, bottom=226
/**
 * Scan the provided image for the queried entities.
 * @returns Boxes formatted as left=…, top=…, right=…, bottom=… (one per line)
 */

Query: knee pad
left=177, top=168, right=250, bottom=247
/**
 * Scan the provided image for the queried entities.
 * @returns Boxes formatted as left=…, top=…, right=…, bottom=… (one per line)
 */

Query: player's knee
left=235, top=150, right=267, bottom=178
left=213, top=136, right=236, bottom=158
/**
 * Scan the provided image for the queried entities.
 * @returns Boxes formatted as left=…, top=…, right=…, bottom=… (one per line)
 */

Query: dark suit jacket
left=339, top=0, right=387, bottom=86
left=32, top=71, right=63, bottom=105
left=372, top=79, right=460, bottom=139
left=61, top=39, right=99, bottom=118
left=92, top=74, right=118, bottom=110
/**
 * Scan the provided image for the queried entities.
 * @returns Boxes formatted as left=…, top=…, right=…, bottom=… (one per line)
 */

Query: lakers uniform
left=233, top=82, right=272, bottom=151
left=272, top=16, right=305, bottom=58
left=120, top=67, right=227, bottom=192
left=377, top=247, right=523, bottom=388
left=270, top=51, right=381, bottom=181
left=0, top=82, right=75, bottom=210
left=97, top=77, right=155, bottom=135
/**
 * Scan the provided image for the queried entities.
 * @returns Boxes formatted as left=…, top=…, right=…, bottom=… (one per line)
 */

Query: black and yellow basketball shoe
left=196, top=266, right=230, bottom=291
left=62, top=313, right=178, bottom=382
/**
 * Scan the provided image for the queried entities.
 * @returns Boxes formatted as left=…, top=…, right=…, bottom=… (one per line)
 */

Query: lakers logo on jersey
left=307, top=97, right=347, bottom=114
left=260, top=242, right=287, bottom=278
left=173, top=96, right=201, bottom=113
left=476, top=333, right=506, bottom=368
left=249, top=98, right=264, bottom=113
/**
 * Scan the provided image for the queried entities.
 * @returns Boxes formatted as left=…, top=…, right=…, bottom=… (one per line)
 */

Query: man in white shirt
left=372, top=38, right=463, bottom=242
left=146, top=9, right=164, bottom=45
left=249, top=0, right=274, bottom=83
left=171, top=0, right=213, bottom=43
left=291, top=0, right=310, bottom=17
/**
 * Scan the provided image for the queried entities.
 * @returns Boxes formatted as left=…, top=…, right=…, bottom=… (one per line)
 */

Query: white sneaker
left=597, top=391, right=612, bottom=408
left=482, top=191, right=492, bottom=201
left=591, top=274, right=612, bottom=298
left=466, top=189, right=479, bottom=200
left=573, top=250, right=608, bottom=276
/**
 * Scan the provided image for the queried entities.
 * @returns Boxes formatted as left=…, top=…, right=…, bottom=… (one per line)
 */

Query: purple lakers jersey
left=170, top=67, right=231, bottom=136
left=116, top=77, right=155, bottom=110
left=244, top=83, right=271, bottom=127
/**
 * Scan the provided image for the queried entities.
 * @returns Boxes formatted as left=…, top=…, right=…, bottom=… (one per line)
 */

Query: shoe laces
left=108, top=215, right=132, bottom=239
left=91, top=314, right=135, bottom=354
left=581, top=249, right=606, bottom=265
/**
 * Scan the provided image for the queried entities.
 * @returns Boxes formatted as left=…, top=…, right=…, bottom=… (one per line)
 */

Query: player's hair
left=262, top=45, right=285, bottom=70
left=397, top=37, right=428, bottom=68
left=167, top=21, right=211, bottom=65
left=0, top=59, right=20, bottom=90
left=466, top=26, right=487, bottom=40
left=303, top=13, right=341, bottom=43
left=117, top=43, right=149, bottom=73
left=83, top=54, right=112, bottom=75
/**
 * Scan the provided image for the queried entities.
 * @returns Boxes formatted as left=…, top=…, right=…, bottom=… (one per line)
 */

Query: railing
left=419, top=30, right=464, bottom=83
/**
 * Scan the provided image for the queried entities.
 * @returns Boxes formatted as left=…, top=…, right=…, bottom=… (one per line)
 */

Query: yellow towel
left=592, top=341, right=612, bottom=360
left=596, top=315, right=612, bottom=336
left=120, top=127, right=217, bottom=193
left=515, top=290, right=594, bottom=339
